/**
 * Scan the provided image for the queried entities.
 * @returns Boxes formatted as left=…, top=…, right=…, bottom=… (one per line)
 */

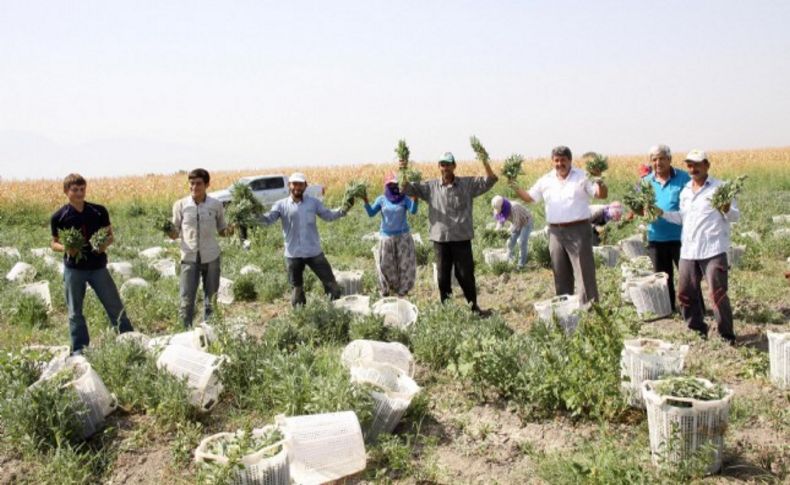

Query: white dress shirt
left=528, top=167, right=597, bottom=224
left=661, top=176, right=740, bottom=260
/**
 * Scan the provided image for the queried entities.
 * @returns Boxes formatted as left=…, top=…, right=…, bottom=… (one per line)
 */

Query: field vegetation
left=0, top=147, right=788, bottom=483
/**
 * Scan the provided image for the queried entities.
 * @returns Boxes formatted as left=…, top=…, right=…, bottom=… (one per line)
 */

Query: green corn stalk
left=470, top=135, right=490, bottom=164
left=654, top=377, right=725, bottom=401
left=226, top=183, right=265, bottom=229
left=711, top=175, right=747, bottom=214
left=394, top=139, right=410, bottom=163
left=59, top=227, right=86, bottom=263
left=501, top=153, right=524, bottom=181
left=89, top=227, right=111, bottom=252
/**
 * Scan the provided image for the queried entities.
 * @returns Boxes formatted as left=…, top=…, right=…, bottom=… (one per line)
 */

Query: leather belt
left=549, top=218, right=590, bottom=228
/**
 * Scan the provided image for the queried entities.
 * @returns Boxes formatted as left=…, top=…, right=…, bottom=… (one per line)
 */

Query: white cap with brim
left=685, top=149, right=708, bottom=163
left=290, top=172, right=307, bottom=183
left=491, top=195, right=504, bottom=211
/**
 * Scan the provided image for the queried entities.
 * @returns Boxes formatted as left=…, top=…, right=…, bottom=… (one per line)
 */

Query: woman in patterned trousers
left=363, top=172, right=419, bottom=296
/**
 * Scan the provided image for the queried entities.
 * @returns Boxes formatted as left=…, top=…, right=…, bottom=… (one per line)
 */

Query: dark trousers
left=433, top=240, right=479, bottom=310
left=647, top=241, right=681, bottom=312
left=286, top=253, right=341, bottom=307
left=678, top=253, right=735, bottom=342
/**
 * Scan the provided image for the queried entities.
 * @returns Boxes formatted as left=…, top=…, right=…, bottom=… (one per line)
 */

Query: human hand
left=66, top=247, right=80, bottom=257
left=720, top=203, right=731, bottom=214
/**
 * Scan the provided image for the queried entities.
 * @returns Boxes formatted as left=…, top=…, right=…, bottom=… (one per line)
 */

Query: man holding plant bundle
left=363, top=172, right=419, bottom=297
left=403, top=151, right=498, bottom=316
left=169, top=168, right=232, bottom=328
left=50, top=173, right=134, bottom=354
left=655, top=150, right=739, bottom=344
left=258, top=172, right=349, bottom=307
left=641, top=144, right=691, bottom=313
left=510, top=146, right=608, bottom=304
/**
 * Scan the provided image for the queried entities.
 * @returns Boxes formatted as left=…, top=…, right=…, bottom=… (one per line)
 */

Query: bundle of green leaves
left=501, top=153, right=524, bottom=181
left=584, top=153, right=609, bottom=177
left=226, top=183, right=265, bottom=229
left=343, top=180, right=368, bottom=209
left=58, top=227, right=86, bottom=262
left=653, top=377, right=726, bottom=401
left=711, top=175, right=747, bottom=214
left=470, top=135, right=490, bottom=164
left=89, top=227, right=111, bottom=252
left=394, top=139, right=410, bottom=163
left=623, top=180, right=659, bottom=222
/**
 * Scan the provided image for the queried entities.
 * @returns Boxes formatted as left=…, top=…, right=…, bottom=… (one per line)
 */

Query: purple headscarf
left=384, top=183, right=405, bottom=204
left=495, top=198, right=511, bottom=222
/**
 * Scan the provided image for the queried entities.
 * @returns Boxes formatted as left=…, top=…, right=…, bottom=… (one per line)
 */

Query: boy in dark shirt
left=50, top=173, right=133, bottom=354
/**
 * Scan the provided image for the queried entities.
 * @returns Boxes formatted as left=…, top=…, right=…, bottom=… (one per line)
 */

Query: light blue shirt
left=644, top=168, right=691, bottom=242
left=259, top=195, right=345, bottom=258
left=661, top=176, right=740, bottom=260
left=364, top=195, right=418, bottom=236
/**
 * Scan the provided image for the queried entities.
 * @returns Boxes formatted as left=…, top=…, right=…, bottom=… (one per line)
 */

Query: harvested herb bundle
left=470, top=135, right=490, bottom=164
left=226, top=183, right=265, bottom=229
left=585, top=153, right=609, bottom=177
left=654, top=377, right=725, bottom=401
left=501, top=153, right=524, bottom=181
left=59, top=227, right=86, bottom=263
left=343, top=180, right=368, bottom=209
left=711, top=175, right=746, bottom=214
left=624, top=180, right=659, bottom=222
left=89, top=227, right=111, bottom=252
left=395, top=139, right=410, bottom=164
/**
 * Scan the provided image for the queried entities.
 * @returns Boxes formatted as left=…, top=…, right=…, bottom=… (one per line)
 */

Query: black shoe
left=473, top=307, right=493, bottom=318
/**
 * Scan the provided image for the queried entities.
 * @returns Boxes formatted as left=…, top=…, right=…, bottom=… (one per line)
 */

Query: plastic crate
left=620, top=339, right=689, bottom=407
left=771, top=214, right=790, bottom=224
left=533, top=294, right=585, bottom=334
left=333, top=295, right=371, bottom=316
left=139, top=246, right=166, bottom=259
left=276, top=411, right=366, bottom=484
left=218, top=277, right=234, bottom=304
left=5, top=261, right=36, bottom=283
left=626, top=272, right=672, bottom=319
left=335, top=270, right=364, bottom=296
left=350, top=362, right=420, bottom=441
left=341, top=339, right=414, bottom=377
left=107, top=261, right=134, bottom=280
left=371, top=297, right=418, bottom=329
left=156, top=345, right=226, bottom=412
left=117, top=331, right=151, bottom=348
left=194, top=425, right=289, bottom=485
left=767, top=332, right=790, bottom=389
left=483, top=248, right=509, bottom=265
left=593, top=245, right=620, bottom=267
left=619, top=235, right=648, bottom=260
left=642, top=379, right=734, bottom=474
left=20, top=281, right=51, bottom=311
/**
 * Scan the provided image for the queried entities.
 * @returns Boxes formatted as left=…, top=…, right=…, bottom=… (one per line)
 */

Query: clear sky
left=1, top=0, right=789, bottom=180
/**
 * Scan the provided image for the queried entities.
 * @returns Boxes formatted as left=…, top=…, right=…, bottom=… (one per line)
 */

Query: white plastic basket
left=341, top=339, right=415, bottom=377
left=168, top=327, right=213, bottom=351
left=335, top=270, right=364, bottom=296
left=626, top=272, right=672, bottom=319
left=771, top=214, right=790, bottom=224
left=333, top=295, right=371, bottom=316
left=773, top=228, right=790, bottom=238
left=20, top=281, right=52, bottom=311
left=156, top=345, right=226, bottom=412
left=29, top=247, right=53, bottom=258
left=371, top=298, right=418, bottom=329
left=218, top=277, right=235, bottom=304
left=350, top=362, right=421, bottom=441
left=620, top=339, right=689, bottom=407
left=6, top=261, right=37, bottom=283
left=194, top=425, right=289, bottom=485
left=642, top=379, right=734, bottom=474
left=139, top=246, right=166, bottom=259
left=483, top=248, right=510, bottom=265
left=619, top=235, right=647, bottom=260
left=0, top=246, right=21, bottom=259
left=22, top=344, right=70, bottom=380
left=107, top=261, right=134, bottom=280
left=120, top=277, right=149, bottom=295
left=240, top=264, right=263, bottom=275
left=726, top=245, right=745, bottom=268
left=533, top=294, right=585, bottom=334
left=150, top=258, right=177, bottom=278
left=276, top=411, right=366, bottom=484
left=116, top=331, right=151, bottom=348
left=767, top=332, right=790, bottom=389
left=431, top=263, right=461, bottom=291
left=593, top=245, right=620, bottom=267
left=68, top=360, right=119, bottom=438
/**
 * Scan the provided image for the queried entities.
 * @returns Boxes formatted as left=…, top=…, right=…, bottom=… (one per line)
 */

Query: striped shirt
left=507, top=202, right=532, bottom=233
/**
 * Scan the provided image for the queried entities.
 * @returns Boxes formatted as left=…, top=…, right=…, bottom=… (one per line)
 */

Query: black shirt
left=50, top=202, right=111, bottom=270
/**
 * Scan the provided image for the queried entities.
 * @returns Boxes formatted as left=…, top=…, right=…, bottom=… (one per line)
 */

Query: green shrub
left=0, top=291, right=49, bottom=327
left=529, top=234, right=552, bottom=268
left=348, top=313, right=386, bottom=341
left=232, top=274, right=257, bottom=301
left=414, top=242, right=432, bottom=266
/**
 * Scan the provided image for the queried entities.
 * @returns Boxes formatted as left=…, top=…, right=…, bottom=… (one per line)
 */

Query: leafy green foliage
left=623, top=179, right=659, bottom=222
left=58, top=227, right=86, bottom=262
left=501, top=153, right=524, bottom=181
left=711, top=175, right=747, bottom=214
left=584, top=152, right=609, bottom=177
left=469, top=135, right=490, bottom=164
left=0, top=290, right=49, bottom=327
left=89, top=227, right=111, bottom=251
left=342, top=180, right=368, bottom=210
left=653, top=377, right=726, bottom=401
left=226, top=183, right=265, bottom=230
left=528, top=233, right=552, bottom=268
left=395, top=139, right=410, bottom=163
left=232, top=274, right=257, bottom=302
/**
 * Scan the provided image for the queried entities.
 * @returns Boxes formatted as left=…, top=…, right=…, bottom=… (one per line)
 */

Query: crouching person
left=169, top=168, right=232, bottom=328
left=258, top=172, right=349, bottom=307
left=51, top=173, right=133, bottom=354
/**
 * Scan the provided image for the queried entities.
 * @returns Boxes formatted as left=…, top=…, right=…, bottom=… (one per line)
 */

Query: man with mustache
left=258, top=172, right=349, bottom=307
left=511, top=146, right=608, bottom=303
left=656, top=150, right=739, bottom=344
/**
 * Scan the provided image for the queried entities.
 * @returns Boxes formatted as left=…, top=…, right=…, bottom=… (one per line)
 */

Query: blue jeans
left=64, top=266, right=133, bottom=352
left=179, top=255, right=221, bottom=328
left=507, top=221, right=533, bottom=268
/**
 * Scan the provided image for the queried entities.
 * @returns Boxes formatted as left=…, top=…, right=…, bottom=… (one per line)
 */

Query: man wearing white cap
left=258, top=172, right=349, bottom=307
left=404, top=151, right=497, bottom=316
left=656, top=150, right=739, bottom=343
left=491, top=195, right=533, bottom=269
left=510, top=146, right=607, bottom=303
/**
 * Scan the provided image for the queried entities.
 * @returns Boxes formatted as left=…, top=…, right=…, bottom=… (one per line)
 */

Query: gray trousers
left=548, top=222, right=599, bottom=303
left=678, top=253, right=735, bottom=342
left=179, top=255, right=221, bottom=328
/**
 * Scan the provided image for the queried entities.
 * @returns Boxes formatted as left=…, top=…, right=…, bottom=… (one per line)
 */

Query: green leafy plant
left=584, top=152, right=609, bottom=178
left=711, top=175, right=747, bottom=214
left=226, top=183, right=265, bottom=234
left=501, top=153, right=524, bottom=181
left=342, top=180, right=368, bottom=210
left=59, top=227, right=86, bottom=262
left=89, top=227, right=111, bottom=252
left=470, top=135, right=490, bottom=164
left=623, top=180, right=659, bottom=222
left=232, top=274, right=258, bottom=302
left=653, top=377, right=725, bottom=401
left=395, top=139, right=410, bottom=163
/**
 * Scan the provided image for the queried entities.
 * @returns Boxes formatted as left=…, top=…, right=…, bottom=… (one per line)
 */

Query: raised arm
left=508, top=180, right=536, bottom=204
left=363, top=195, right=382, bottom=217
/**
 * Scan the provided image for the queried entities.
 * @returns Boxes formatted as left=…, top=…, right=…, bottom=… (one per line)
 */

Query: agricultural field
left=0, top=147, right=789, bottom=484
